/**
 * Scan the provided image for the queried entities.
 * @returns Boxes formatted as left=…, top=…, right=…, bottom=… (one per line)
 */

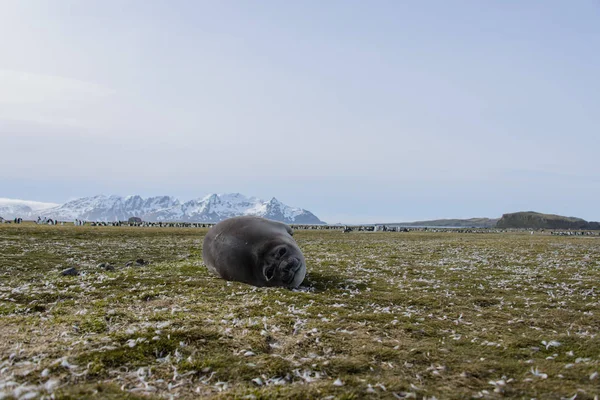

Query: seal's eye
left=278, top=247, right=287, bottom=257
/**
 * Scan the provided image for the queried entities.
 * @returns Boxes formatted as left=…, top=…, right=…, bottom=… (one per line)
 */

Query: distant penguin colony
left=202, top=216, right=307, bottom=288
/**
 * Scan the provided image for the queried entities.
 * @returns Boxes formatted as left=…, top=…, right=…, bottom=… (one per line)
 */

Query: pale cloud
left=0, top=70, right=114, bottom=103
left=0, top=69, right=115, bottom=128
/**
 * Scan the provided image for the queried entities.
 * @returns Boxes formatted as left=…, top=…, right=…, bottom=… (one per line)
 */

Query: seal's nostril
left=283, top=258, right=298, bottom=272
left=278, top=247, right=287, bottom=257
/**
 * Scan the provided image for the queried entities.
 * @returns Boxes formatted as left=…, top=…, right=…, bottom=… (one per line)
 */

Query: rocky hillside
left=496, top=212, right=600, bottom=230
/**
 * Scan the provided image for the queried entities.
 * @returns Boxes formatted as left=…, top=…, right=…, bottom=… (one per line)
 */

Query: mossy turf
left=0, top=223, right=599, bottom=399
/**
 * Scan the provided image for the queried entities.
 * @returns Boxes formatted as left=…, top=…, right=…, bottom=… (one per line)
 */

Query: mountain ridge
left=0, top=194, right=325, bottom=225
left=2, top=198, right=598, bottom=229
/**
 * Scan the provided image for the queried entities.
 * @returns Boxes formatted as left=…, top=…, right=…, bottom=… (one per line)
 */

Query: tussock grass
left=0, top=224, right=599, bottom=399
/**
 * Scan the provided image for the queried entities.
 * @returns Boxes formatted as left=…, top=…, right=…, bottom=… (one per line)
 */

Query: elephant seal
left=202, top=216, right=306, bottom=288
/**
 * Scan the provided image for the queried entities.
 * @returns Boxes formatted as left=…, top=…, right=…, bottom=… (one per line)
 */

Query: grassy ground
left=0, top=223, right=598, bottom=399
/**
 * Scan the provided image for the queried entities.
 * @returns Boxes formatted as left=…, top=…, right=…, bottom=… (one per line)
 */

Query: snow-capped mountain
left=146, top=193, right=324, bottom=224
left=4, top=193, right=325, bottom=224
left=0, top=198, right=59, bottom=220
left=38, top=195, right=180, bottom=222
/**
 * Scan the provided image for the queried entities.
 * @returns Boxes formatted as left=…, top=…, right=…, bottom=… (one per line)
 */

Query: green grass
left=0, top=223, right=599, bottom=399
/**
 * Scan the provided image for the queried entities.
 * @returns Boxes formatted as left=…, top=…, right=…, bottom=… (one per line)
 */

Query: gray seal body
left=202, top=216, right=306, bottom=288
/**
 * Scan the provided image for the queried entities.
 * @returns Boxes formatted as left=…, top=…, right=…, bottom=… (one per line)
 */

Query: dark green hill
left=496, top=211, right=600, bottom=230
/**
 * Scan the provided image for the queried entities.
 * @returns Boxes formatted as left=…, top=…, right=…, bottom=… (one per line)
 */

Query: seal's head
left=261, top=243, right=306, bottom=288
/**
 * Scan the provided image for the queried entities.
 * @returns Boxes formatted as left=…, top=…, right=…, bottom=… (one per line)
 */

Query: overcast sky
left=1, top=1, right=599, bottom=223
